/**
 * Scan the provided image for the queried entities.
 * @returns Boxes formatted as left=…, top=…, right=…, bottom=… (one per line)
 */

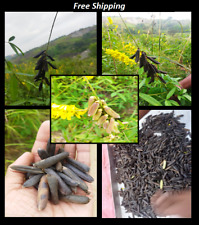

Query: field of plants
left=102, top=16, right=191, bottom=106
left=51, top=75, right=138, bottom=143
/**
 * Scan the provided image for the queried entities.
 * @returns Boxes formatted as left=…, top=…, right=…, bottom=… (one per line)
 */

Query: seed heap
left=113, top=111, right=191, bottom=218
left=130, top=48, right=167, bottom=84
left=11, top=139, right=93, bottom=210
left=33, top=50, right=57, bottom=91
left=87, top=96, right=120, bottom=134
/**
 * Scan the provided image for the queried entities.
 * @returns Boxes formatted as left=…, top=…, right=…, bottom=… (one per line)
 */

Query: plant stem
left=83, top=76, right=99, bottom=101
left=46, top=12, right=58, bottom=53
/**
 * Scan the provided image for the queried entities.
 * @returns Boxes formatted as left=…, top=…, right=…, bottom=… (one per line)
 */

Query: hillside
left=10, top=25, right=97, bottom=64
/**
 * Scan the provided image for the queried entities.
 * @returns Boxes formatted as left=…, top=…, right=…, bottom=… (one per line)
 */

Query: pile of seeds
left=11, top=139, right=93, bottom=210
left=113, top=111, right=191, bottom=218
left=88, top=96, right=120, bottom=134
left=130, top=48, right=167, bottom=84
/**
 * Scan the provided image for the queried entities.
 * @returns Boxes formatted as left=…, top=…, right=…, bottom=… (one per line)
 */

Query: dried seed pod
left=66, top=163, right=94, bottom=183
left=33, top=152, right=69, bottom=169
left=62, top=166, right=89, bottom=193
left=88, top=96, right=96, bottom=110
left=92, top=109, right=102, bottom=120
left=46, top=174, right=59, bottom=205
left=157, top=75, right=166, bottom=84
left=66, top=157, right=90, bottom=173
left=47, top=55, right=55, bottom=61
left=57, top=172, right=80, bottom=187
left=46, top=138, right=56, bottom=157
left=10, top=165, right=44, bottom=174
left=103, top=106, right=120, bottom=118
left=157, top=70, right=167, bottom=74
left=33, top=50, right=46, bottom=58
left=96, top=114, right=108, bottom=126
left=88, top=101, right=100, bottom=117
left=39, top=81, right=43, bottom=92
left=23, top=174, right=43, bottom=188
left=60, top=195, right=90, bottom=204
left=139, top=51, right=147, bottom=68
left=129, top=53, right=136, bottom=59
left=135, top=48, right=140, bottom=63
left=44, top=77, right=50, bottom=86
left=48, top=61, right=57, bottom=69
left=147, top=55, right=160, bottom=64
left=37, top=175, right=49, bottom=211
left=55, top=161, right=63, bottom=172
left=38, top=148, right=49, bottom=160
left=44, top=168, right=72, bottom=196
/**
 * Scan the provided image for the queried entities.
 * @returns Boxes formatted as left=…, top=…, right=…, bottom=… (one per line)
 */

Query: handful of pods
left=88, top=96, right=120, bottom=134
left=10, top=139, right=94, bottom=211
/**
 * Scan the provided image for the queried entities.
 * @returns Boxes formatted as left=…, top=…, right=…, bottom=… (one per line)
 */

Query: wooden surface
left=90, top=144, right=97, bottom=217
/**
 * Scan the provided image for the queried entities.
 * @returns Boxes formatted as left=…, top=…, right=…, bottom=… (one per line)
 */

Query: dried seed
left=33, top=152, right=69, bottom=169
left=60, top=195, right=90, bottom=204
left=103, top=106, right=120, bottom=118
left=162, top=160, right=167, bottom=170
left=37, top=175, right=49, bottom=211
left=46, top=174, right=59, bottom=205
left=10, top=165, right=44, bottom=174
left=66, top=163, right=94, bottom=183
left=160, top=179, right=163, bottom=189
left=23, top=174, right=43, bottom=188
left=66, top=157, right=90, bottom=173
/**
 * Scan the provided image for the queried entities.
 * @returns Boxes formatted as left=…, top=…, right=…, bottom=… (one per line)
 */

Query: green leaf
left=9, top=43, right=19, bottom=55
left=14, top=45, right=24, bottom=55
left=166, top=87, right=176, bottom=99
left=165, top=100, right=172, bottom=106
left=139, top=93, right=162, bottom=106
left=183, top=94, right=191, bottom=102
left=139, top=78, right=146, bottom=89
left=9, top=36, right=15, bottom=42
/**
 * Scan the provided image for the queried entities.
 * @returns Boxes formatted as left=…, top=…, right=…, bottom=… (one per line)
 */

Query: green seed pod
left=88, top=96, right=96, bottom=110
left=96, top=114, right=108, bottom=126
left=104, top=106, right=120, bottom=118
left=92, top=109, right=102, bottom=120
left=60, top=195, right=90, bottom=204
left=88, top=101, right=99, bottom=117
left=37, top=175, right=49, bottom=211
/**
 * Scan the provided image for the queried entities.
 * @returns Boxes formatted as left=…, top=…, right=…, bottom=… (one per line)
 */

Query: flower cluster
left=123, top=43, right=137, bottom=56
left=105, top=48, right=136, bottom=66
left=33, top=50, right=57, bottom=91
left=51, top=103, right=87, bottom=120
left=87, top=96, right=120, bottom=134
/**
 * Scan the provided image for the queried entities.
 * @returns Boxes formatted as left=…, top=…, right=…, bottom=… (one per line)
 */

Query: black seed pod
left=33, top=50, right=46, bottom=58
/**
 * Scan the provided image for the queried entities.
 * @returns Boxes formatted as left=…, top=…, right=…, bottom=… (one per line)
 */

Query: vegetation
left=102, top=16, right=191, bottom=106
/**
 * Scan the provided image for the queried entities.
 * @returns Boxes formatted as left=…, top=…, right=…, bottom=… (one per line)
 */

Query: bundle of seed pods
left=87, top=96, right=120, bottom=134
left=10, top=139, right=94, bottom=211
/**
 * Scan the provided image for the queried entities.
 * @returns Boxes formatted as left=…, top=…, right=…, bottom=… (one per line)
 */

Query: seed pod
left=157, top=70, right=167, bottom=74
left=10, top=165, right=44, bottom=174
left=60, top=195, right=90, bottom=204
left=113, top=122, right=120, bottom=133
left=33, top=50, right=46, bottom=58
left=46, top=138, right=56, bottom=157
left=44, top=77, right=50, bottom=86
left=62, top=166, right=89, bottom=193
left=66, top=157, right=90, bottom=173
left=38, top=148, right=49, bottom=160
left=66, top=163, right=94, bottom=183
left=88, top=96, right=96, bottom=110
left=48, top=61, right=57, bottom=69
left=139, top=51, right=147, bottom=68
left=135, top=48, right=140, bottom=63
left=92, top=109, right=102, bottom=120
left=100, top=99, right=107, bottom=106
left=103, top=120, right=109, bottom=129
left=47, top=55, right=55, bottom=61
left=157, top=75, right=167, bottom=84
left=55, top=161, right=63, bottom=172
left=88, top=101, right=99, bottom=117
left=96, top=114, right=108, bottom=126
left=39, top=81, right=43, bottom=92
left=129, top=53, right=136, bottom=59
left=23, top=174, right=43, bottom=188
left=104, top=106, right=120, bottom=118
left=37, top=175, right=49, bottom=211
left=147, top=55, right=160, bottom=64
left=57, top=172, right=80, bottom=187
left=33, top=152, right=69, bottom=169
left=46, top=174, right=59, bottom=205
left=44, top=168, right=72, bottom=195
left=107, top=118, right=115, bottom=133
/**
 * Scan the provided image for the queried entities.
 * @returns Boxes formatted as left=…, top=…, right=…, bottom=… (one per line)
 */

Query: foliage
left=51, top=76, right=138, bottom=143
left=102, top=16, right=191, bottom=106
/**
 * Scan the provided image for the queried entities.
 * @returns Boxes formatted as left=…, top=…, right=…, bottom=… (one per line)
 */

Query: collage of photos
left=5, top=11, right=191, bottom=218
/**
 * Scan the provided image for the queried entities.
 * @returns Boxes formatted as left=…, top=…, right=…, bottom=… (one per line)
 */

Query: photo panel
left=50, top=75, right=138, bottom=143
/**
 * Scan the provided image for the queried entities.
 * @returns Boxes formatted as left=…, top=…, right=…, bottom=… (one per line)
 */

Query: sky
left=5, top=12, right=96, bottom=56
left=102, top=12, right=191, bottom=20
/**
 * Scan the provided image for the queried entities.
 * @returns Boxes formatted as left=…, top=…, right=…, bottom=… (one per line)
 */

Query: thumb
left=5, top=152, right=34, bottom=190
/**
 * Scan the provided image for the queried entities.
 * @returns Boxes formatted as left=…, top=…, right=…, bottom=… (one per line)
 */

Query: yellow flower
left=107, top=17, right=113, bottom=25
left=138, top=30, right=140, bottom=34
left=51, top=103, right=87, bottom=120
left=83, top=76, right=94, bottom=81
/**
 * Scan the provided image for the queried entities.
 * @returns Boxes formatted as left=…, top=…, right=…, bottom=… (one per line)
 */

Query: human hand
left=5, top=121, right=93, bottom=217
left=151, top=190, right=191, bottom=218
